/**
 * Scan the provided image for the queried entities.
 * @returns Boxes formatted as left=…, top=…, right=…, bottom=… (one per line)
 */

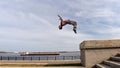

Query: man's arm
left=58, top=15, right=63, bottom=22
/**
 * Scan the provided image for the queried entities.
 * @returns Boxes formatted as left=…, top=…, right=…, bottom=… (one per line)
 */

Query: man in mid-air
left=58, top=15, right=77, bottom=34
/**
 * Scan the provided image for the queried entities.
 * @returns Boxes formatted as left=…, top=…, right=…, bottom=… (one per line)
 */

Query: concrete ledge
left=80, top=39, right=120, bottom=68
left=80, top=39, right=120, bottom=50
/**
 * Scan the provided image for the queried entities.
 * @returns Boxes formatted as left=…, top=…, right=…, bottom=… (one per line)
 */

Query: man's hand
left=57, top=15, right=61, bottom=18
left=57, top=15, right=62, bottom=20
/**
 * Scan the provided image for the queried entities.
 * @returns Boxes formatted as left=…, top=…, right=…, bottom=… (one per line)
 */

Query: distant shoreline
left=0, top=51, right=80, bottom=56
left=20, top=52, right=60, bottom=56
left=0, top=51, right=80, bottom=54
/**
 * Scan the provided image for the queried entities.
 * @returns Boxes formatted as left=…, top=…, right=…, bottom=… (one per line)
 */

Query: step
left=96, top=64, right=112, bottom=68
left=116, top=53, right=120, bottom=57
left=110, top=57, right=120, bottom=62
left=103, top=60, right=120, bottom=68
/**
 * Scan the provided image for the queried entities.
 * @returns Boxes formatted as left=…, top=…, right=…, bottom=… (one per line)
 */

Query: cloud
left=0, top=0, right=120, bottom=52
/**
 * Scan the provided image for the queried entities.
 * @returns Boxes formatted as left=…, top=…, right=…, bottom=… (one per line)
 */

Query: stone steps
left=110, top=57, right=120, bottom=62
left=103, top=61, right=120, bottom=68
left=96, top=64, right=111, bottom=68
left=95, top=53, right=120, bottom=68
left=116, top=53, right=120, bottom=57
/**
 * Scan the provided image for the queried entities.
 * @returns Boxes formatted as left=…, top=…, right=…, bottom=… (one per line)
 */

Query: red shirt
left=62, top=20, right=71, bottom=26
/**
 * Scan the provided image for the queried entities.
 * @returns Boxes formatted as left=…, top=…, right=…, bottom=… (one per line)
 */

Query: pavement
left=0, top=60, right=80, bottom=64
left=0, top=60, right=85, bottom=68
left=0, top=66, right=84, bottom=68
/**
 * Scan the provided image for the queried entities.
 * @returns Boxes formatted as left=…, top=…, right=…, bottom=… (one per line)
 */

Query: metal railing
left=0, top=56, right=80, bottom=60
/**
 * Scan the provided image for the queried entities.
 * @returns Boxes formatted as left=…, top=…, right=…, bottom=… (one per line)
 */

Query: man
left=58, top=15, right=77, bottom=34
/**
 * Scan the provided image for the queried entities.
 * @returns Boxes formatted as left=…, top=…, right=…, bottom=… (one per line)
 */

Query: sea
left=0, top=51, right=80, bottom=60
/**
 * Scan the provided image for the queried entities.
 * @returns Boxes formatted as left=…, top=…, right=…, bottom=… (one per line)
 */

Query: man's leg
left=71, top=21, right=77, bottom=33
left=73, top=27, right=77, bottom=34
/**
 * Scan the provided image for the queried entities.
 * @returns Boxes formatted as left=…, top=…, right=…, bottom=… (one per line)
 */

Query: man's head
left=58, top=25, right=62, bottom=29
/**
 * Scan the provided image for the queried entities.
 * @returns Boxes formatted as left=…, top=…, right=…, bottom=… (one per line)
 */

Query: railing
left=0, top=56, right=80, bottom=60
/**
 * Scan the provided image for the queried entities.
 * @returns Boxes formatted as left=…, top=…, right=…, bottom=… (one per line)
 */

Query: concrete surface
left=0, top=60, right=83, bottom=68
left=80, top=39, right=120, bottom=68
left=80, top=39, right=120, bottom=49
left=0, top=67, right=84, bottom=68
left=0, top=60, right=80, bottom=64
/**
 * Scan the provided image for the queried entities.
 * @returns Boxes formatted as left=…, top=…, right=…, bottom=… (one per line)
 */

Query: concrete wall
left=80, top=39, right=120, bottom=68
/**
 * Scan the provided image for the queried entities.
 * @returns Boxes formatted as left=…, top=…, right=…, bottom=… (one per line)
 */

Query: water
left=0, top=52, right=80, bottom=60
left=60, top=52, right=80, bottom=56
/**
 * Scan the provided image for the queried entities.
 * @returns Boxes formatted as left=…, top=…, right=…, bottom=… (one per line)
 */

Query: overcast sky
left=0, top=0, right=120, bottom=52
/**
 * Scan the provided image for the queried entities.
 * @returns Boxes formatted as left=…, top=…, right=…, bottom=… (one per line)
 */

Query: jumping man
left=58, top=15, right=77, bottom=34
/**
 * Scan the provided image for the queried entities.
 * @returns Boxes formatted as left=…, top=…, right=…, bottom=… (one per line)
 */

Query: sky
left=0, top=0, right=120, bottom=52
